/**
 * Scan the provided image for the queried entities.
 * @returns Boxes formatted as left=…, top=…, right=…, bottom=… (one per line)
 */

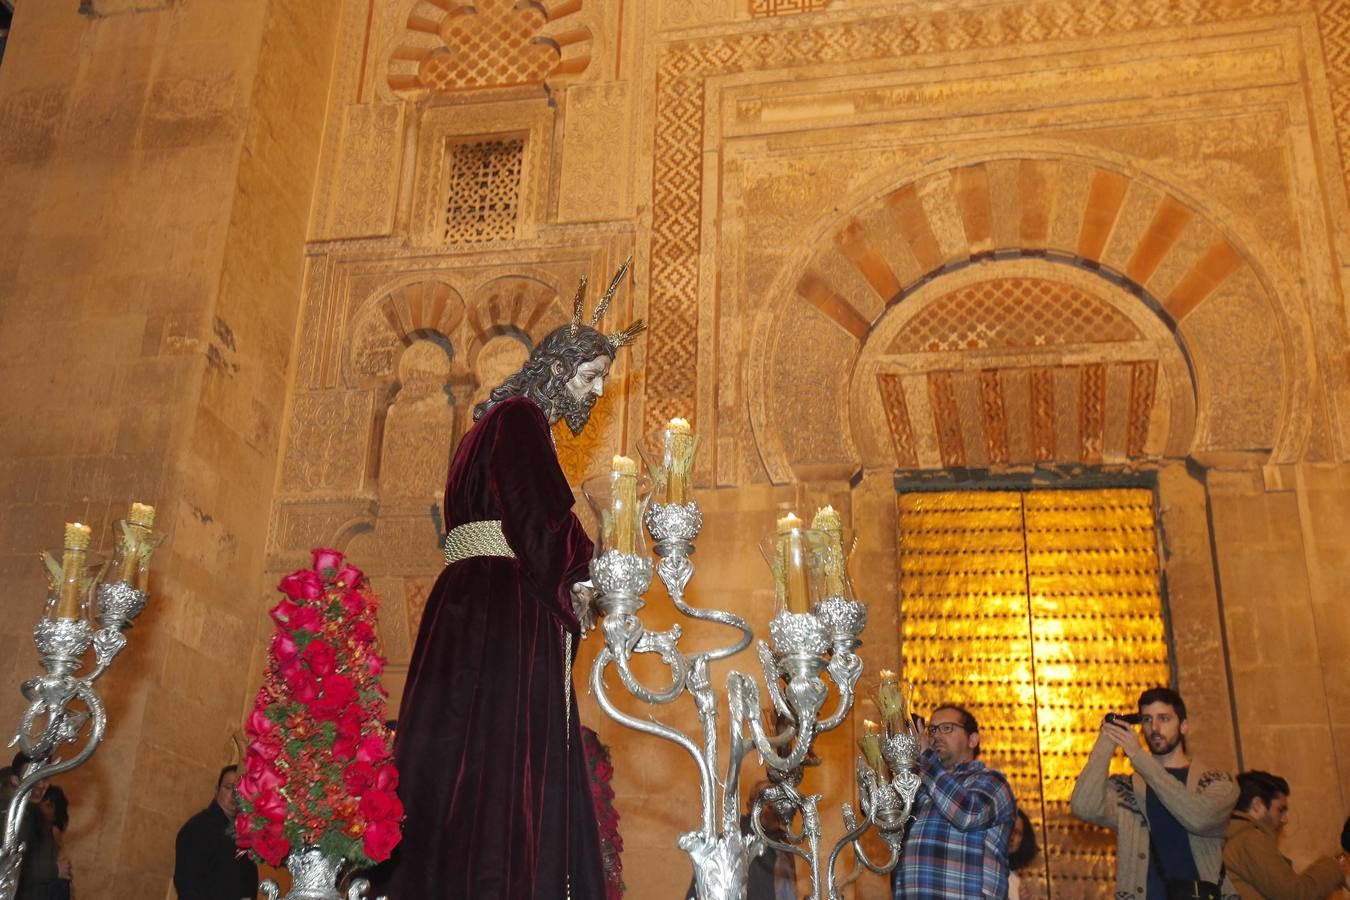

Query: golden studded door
left=898, top=488, right=1171, bottom=899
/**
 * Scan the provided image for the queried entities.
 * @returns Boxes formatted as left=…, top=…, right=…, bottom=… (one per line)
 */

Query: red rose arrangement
left=235, top=548, right=403, bottom=868
left=581, top=726, right=624, bottom=898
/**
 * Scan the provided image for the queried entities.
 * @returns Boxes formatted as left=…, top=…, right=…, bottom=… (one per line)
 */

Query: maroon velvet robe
left=378, top=396, right=606, bottom=898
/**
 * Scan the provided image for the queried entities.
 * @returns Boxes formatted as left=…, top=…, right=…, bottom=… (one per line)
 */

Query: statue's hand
left=570, top=581, right=599, bottom=634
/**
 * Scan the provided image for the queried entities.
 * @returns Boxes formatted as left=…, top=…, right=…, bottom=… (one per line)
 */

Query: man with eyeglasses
left=892, top=704, right=1016, bottom=899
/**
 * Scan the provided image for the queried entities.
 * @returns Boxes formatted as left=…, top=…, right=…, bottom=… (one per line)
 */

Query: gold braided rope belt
left=442, top=519, right=517, bottom=566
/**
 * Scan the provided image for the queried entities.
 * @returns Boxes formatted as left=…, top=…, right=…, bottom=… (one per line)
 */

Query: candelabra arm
left=607, top=620, right=689, bottom=705
left=591, top=646, right=718, bottom=837
left=3, top=680, right=105, bottom=859
left=732, top=673, right=817, bottom=774
left=815, top=650, right=863, bottom=732
left=651, top=513, right=753, bottom=664
left=755, top=641, right=794, bottom=725
left=668, top=583, right=753, bottom=662
left=825, top=803, right=881, bottom=900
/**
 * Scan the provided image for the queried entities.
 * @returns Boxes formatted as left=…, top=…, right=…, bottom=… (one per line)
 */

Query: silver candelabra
left=0, top=508, right=159, bottom=900
left=583, top=433, right=922, bottom=900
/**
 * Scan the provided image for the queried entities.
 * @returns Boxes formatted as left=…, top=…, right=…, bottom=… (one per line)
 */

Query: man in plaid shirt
left=892, top=704, right=1016, bottom=899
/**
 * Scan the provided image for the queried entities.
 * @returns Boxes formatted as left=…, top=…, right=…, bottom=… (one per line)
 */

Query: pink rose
left=365, top=654, right=385, bottom=678
left=373, top=764, right=399, bottom=793
left=281, top=664, right=319, bottom=704
left=245, top=709, right=276, bottom=739
left=271, top=631, right=299, bottom=663
left=302, top=640, right=337, bottom=678
left=336, top=564, right=364, bottom=590
left=254, top=826, right=290, bottom=867
left=234, top=814, right=259, bottom=850
left=252, top=788, right=288, bottom=825
left=250, top=738, right=282, bottom=763
left=243, top=755, right=285, bottom=792
left=321, top=674, right=357, bottom=706
left=332, top=735, right=359, bottom=760
left=310, top=691, right=351, bottom=723
left=362, top=818, right=401, bottom=863
left=343, top=761, right=376, bottom=795
left=290, top=605, right=324, bottom=634
left=312, top=548, right=345, bottom=574
left=340, top=588, right=366, bottom=616
left=337, top=706, right=363, bottom=738
left=355, top=734, right=391, bottom=765
left=278, top=570, right=324, bottom=601
left=358, top=789, right=402, bottom=822
left=350, top=620, right=376, bottom=647
left=270, top=599, right=301, bottom=627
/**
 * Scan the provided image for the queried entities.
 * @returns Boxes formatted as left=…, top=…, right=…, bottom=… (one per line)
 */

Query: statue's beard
left=559, top=391, right=599, bottom=436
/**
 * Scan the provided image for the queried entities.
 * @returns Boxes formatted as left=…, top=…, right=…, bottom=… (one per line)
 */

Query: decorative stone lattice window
left=443, top=137, right=525, bottom=243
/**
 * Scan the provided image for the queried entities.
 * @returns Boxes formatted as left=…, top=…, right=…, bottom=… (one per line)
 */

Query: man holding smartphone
left=892, top=704, right=1016, bottom=900
left=1071, top=687, right=1238, bottom=899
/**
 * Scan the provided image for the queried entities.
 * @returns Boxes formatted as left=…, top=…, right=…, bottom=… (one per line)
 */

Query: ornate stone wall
left=262, top=2, right=1350, bottom=894
left=3, top=0, right=1350, bottom=896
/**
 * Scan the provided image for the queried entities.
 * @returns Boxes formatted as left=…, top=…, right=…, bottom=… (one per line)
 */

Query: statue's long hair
left=473, top=325, right=615, bottom=422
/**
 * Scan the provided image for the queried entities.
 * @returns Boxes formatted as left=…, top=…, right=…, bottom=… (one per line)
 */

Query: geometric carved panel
left=891, top=277, right=1142, bottom=353
left=443, top=137, right=525, bottom=243
left=388, top=0, right=591, bottom=96
left=279, top=390, right=377, bottom=493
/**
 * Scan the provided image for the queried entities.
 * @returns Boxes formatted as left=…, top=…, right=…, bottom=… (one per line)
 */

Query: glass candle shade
left=875, top=671, right=910, bottom=737
left=109, top=502, right=160, bottom=591
left=758, top=517, right=831, bottom=615
left=581, top=461, right=654, bottom=560
left=42, top=523, right=106, bottom=624
left=637, top=419, right=700, bottom=507
left=859, top=719, right=889, bottom=782
left=809, top=506, right=856, bottom=603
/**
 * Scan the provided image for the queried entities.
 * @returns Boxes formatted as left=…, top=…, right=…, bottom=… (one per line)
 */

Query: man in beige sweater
left=1071, top=687, right=1239, bottom=899
left=1223, top=770, right=1349, bottom=899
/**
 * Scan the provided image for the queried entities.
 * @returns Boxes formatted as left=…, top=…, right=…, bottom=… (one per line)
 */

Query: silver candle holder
left=1, top=509, right=159, bottom=900
left=582, top=430, right=917, bottom=900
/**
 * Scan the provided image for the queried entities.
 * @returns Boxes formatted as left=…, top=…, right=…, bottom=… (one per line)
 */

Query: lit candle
left=811, top=505, right=846, bottom=598
left=876, top=670, right=907, bottom=736
left=776, top=513, right=809, bottom=614
left=859, top=719, right=888, bottom=782
left=118, top=502, right=156, bottom=584
left=56, top=522, right=92, bottom=620
left=665, top=418, right=694, bottom=505
left=612, top=455, right=638, bottom=554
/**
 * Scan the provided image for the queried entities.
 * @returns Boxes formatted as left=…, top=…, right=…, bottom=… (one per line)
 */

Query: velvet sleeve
left=488, top=398, right=593, bottom=632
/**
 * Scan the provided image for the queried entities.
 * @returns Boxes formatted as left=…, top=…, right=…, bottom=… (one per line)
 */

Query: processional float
left=585, top=422, right=922, bottom=900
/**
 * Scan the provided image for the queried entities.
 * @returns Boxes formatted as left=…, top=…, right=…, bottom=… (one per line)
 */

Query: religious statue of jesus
left=373, top=263, right=643, bottom=899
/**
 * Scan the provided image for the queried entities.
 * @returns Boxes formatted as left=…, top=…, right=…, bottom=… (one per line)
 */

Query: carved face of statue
left=554, top=354, right=612, bottom=436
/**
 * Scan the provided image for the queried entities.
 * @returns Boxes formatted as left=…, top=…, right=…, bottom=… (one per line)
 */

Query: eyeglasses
left=926, top=722, right=969, bottom=737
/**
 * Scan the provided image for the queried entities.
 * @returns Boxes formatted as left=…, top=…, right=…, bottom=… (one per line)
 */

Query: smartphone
left=1105, top=712, right=1142, bottom=726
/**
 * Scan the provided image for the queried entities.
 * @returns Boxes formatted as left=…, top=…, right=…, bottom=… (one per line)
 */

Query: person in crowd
left=4, top=752, right=57, bottom=900
left=172, top=765, right=257, bottom=900
left=892, top=704, right=1016, bottom=899
left=40, top=784, right=72, bottom=900
left=1071, top=687, right=1237, bottom=899
left=1006, top=806, right=1039, bottom=900
left=1222, top=770, right=1350, bottom=899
